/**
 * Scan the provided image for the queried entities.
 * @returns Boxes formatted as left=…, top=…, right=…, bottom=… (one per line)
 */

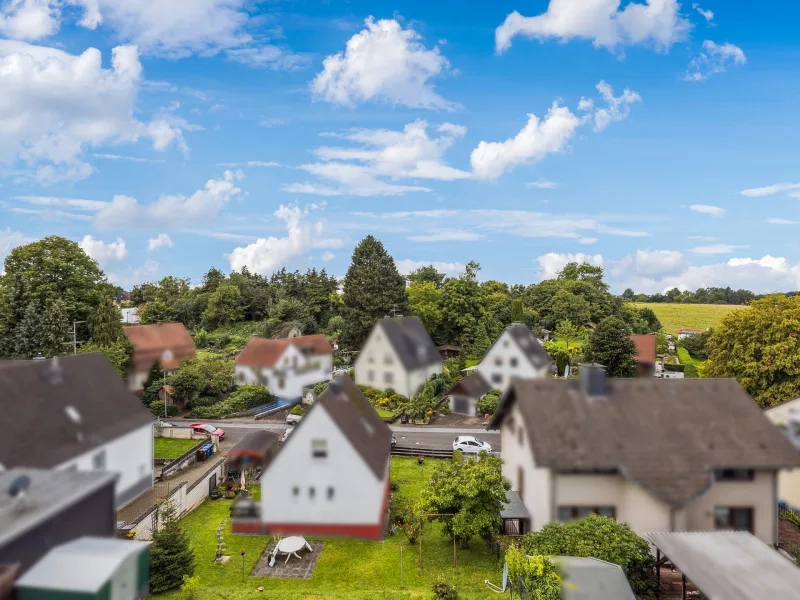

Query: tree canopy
left=583, top=316, right=636, bottom=377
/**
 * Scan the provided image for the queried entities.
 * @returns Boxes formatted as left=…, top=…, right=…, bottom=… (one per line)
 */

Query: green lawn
left=632, top=302, right=745, bottom=335
left=154, top=438, right=200, bottom=460
left=550, top=336, right=584, bottom=351
left=156, top=458, right=500, bottom=599
left=375, top=407, right=394, bottom=419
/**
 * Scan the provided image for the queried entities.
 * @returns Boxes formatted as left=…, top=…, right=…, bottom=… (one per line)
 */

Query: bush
left=389, top=495, right=420, bottom=544
left=168, top=358, right=234, bottom=404
left=180, top=574, right=201, bottom=600
left=189, top=396, right=219, bottom=409
left=663, top=363, right=685, bottom=373
left=227, top=385, right=273, bottom=412
left=684, top=363, right=699, bottom=378
left=432, top=581, right=458, bottom=600
left=290, top=404, right=305, bottom=416
left=522, top=514, right=656, bottom=597
left=194, top=328, right=209, bottom=349
left=149, top=400, right=178, bottom=418
left=188, top=404, right=226, bottom=419
left=476, top=390, right=502, bottom=416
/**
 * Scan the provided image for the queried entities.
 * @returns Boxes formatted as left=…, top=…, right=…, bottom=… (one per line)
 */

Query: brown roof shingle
left=235, top=335, right=333, bottom=368
left=489, top=377, right=800, bottom=506
left=630, top=334, right=657, bottom=363
left=124, top=322, right=195, bottom=370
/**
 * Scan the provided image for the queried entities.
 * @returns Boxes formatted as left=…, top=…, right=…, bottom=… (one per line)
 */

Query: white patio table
left=275, top=536, right=313, bottom=564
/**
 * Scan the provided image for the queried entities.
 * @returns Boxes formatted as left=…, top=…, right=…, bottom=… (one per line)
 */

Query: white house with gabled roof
left=476, top=323, right=552, bottom=393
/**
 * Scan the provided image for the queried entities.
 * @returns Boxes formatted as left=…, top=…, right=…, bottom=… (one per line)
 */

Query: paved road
left=171, top=419, right=501, bottom=451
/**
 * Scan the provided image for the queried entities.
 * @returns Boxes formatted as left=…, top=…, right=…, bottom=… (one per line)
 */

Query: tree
left=202, top=283, right=243, bottom=328
left=419, top=450, right=510, bottom=547
left=655, top=331, right=668, bottom=355
left=40, top=299, right=70, bottom=357
left=548, top=289, right=591, bottom=329
left=707, top=294, right=800, bottom=407
left=680, top=329, right=711, bottom=360
left=621, top=288, right=635, bottom=299
left=142, top=362, right=165, bottom=404
left=168, top=358, right=235, bottom=404
left=149, top=499, right=195, bottom=593
left=522, top=514, right=657, bottom=597
left=14, top=300, right=45, bottom=358
left=476, top=389, right=502, bottom=416
left=440, top=261, right=484, bottom=346
left=341, top=236, right=407, bottom=349
left=505, top=545, right=563, bottom=600
left=554, top=320, right=581, bottom=351
left=80, top=339, right=132, bottom=379
left=140, top=298, right=172, bottom=324
left=637, top=307, right=662, bottom=332
left=465, top=321, right=491, bottom=359
left=89, top=296, right=124, bottom=345
left=200, top=267, right=227, bottom=293
left=0, top=273, right=28, bottom=357
left=407, top=281, right=444, bottom=336
left=583, top=317, right=636, bottom=377
left=408, top=265, right=446, bottom=288
left=511, top=299, right=524, bottom=323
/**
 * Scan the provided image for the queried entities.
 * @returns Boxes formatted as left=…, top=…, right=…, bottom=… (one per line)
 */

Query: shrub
left=476, top=389, right=502, bottom=416
left=432, top=581, right=459, bottom=600
left=290, top=404, right=305, bottom=416
left=188, top=404, right=226, bottom=419
left=189, top=396, right=219, bottom=409
left=663, top=363, right=685, bottom=373
left=389, top=495, right=420, bottom=544
left=168, top=358, right=234, bottom=404
left=194, top=329, right=209, bottom=349
left=227, top=385, right=273, bottom=412
left=180, top=575, right=201, bottom=600
left=149, top=400, right=178, bottom=418
left=505, top=546, right=562, bottom=600
left=684, top=363, right=699, bottom=378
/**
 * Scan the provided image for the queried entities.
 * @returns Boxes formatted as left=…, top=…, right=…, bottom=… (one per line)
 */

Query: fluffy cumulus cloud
left=690, top=243, right=748, bottom=255
left=147, top=233, right=173, bottom=251
left=471, top=81, right=640, bottom=179
left=684, top=40, right=746, bottom=82
left=740, top=182, right=800, bottom=198
left=534, top=252, right=605, bottom=280
left=226, top=203, right=341, bottom=275
left=0, top=227, right=33, bottom=267
left=495, top=0, right=691, bottom=54
left=395, top=259, right=466, bottom=278
left=78, top=234, right=127, bottom=264
left=285, top=121, right=469, bottom=197
left=612, top=249, right=687, bottom=279
left=0, top=40, right=188, bottom=183
left=311, top=17, right=454, bottom=109
left=95, top=170, right=242, bottom=228
left=689, top=204, right=725, bottom=217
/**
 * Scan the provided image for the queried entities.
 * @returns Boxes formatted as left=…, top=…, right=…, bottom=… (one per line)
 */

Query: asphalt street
left=171, top=418, right=501, bottom=452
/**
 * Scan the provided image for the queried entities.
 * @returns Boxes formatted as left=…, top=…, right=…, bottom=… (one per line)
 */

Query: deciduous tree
left=505, top=546, right=563, bottom=600
left=202, top=283, right=243, bottom=328
left=583, top=317, right=636, bottom=377
left=407, top=281, right=443, bottom=338
left=41, top=299, right=70, bottom=357
left=89, top=296, right=124, bottom=346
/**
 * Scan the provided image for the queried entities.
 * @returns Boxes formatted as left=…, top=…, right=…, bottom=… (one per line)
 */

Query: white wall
left=501, top=403, right=551, bottom=529
left=236, top=348, right=332, bottom=400
left=478, top=330, right=548, bottom=393
left=260, top=405, right=387, bottom=526
left=57, top=422, right=153, bottom=508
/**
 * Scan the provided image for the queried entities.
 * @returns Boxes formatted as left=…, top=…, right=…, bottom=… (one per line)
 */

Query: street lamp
left=240, top=548, right=246, bottom=582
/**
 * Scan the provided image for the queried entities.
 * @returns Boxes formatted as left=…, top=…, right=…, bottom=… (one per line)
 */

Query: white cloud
left=0, top=0, right=60, bottom=40
left=613, top=249, right=687, bottom=278
left=689, top=204, right=725, bottom=217
left=534, top=252, right=605, bottom=280
left=471, top=81, right=639, bottom=179
left=286, top=120, right=468, bottom=197
left=0, top=40, right=186, bottom=183
left=227, top=203, right=341, bottom=276
left=147, top=233, right=173, bottom=251
left=217, top=160, right=280, bottom=168
left=107, top=258, right=158, bottom=288
left=739, top=182, right=800, bottom=198
left=94, top=194, right=138, bottom=229
left=321, top=251, right=335, bottom=262
left=525, top=179, right=558, bottom=189
left=691, top=243, right=748, bottom=255
left=8, top=206, right=91, bottom=221
left=79, top=234, right=127, bottom=264
left=311, top=17, right=454, bottom=109
left=12, top=195, right=106, bottom=211
left=767, top=218, right=800, bottom=225
left=685, top=40, right=746, bottom=82
left=91, top=153, right=164, bottom=163
left=692, top=3, right=713, bottom=22
left=0, top=227, right=33, bottom=265
left=395, top=259, right=466, bottom=278
left=496, top=0, right=691, bottom=54
left=578, top=237, right=598, bottom=244
left=409, top=230, right=483, bottom=242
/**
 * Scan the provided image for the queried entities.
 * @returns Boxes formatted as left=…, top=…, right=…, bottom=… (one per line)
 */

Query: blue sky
left=1, top=0, right=800, bottom=293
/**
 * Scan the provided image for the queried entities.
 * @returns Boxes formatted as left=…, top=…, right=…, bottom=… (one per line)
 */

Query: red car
left=190, top=423, right=225, bottom=440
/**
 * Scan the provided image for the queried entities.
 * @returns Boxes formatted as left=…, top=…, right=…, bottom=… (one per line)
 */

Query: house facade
left=476, top=323, right=552, bottom=394
left=0, top=354, right=154, bottom=508
left=235, top=335, right=333, bottom=400
left=765, top=399, right=800, bottom=510
left=677, top=328, right=705, bottom=340
left=124, top=322, right=196, bottom=391
left=446, top=372, right=492, bottom=416
left=120, top=307, right=140, bottom=324
left=234, top=376, right=392, bottom=540
left=630, top=334, right=657, bottom=377
left=489, top=368, right=800, bottom=547
left=354, top=316, right=442, bottom=399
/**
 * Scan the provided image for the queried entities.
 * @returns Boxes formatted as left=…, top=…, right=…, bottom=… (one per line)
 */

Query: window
left=237, top=371, right=247, bottom=385
left=491, top=374, right=502, bottom=385
left=384, top=372, right=394, bottom=384
left=384, top=354, right=394, bottom=365
left=714, top=507, right=753, bottom=532
left=503, top=341, right=509, bottom=348
left=292, top=356, right=298, bottom=367
left=517, top=467, right=524, bottom=502
left=278, top=378, right=285, bottom=389
left=368, top=356, right=374, bottom=364
left=292, top=486, right=299, bottom=497
left=510, top=358, right=518, bottom=368
left=309, top=487, right=316, bottom=500
left=518, top=427, right=523, bottom=446
left=495, top=357, right=502, bottom=366
left=93, top=450, right=106, bottom=470
left=714, top=469, right=755, bottom=482
left=327, top=487, right=335, bottom=500
left=312, top=439, right=328, bottom=459
left=368, top=370, right=375, bottom=382
left=558, top=506, right=616, bottom=521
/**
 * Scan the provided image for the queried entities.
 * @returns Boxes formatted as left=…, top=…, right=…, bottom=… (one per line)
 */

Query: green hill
left=632, top=302, right=747, bottom=334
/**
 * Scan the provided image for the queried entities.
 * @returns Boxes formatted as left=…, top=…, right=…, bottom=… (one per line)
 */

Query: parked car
left=453, top=435, right=491, bottom=454
left=391, top=435, right=397, bottom=449
left=154, top=420, right=175, bottom=428
left=190, top=423, right=225, bottom=440
left=286, top=413, right=302, bottom=425
left=280, top=427, right=294, bottom=444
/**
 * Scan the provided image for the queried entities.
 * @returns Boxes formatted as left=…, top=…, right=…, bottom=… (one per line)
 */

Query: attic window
left=64, top=405, right=82, bottom=425
left=312, top=440, right=328, bottom=459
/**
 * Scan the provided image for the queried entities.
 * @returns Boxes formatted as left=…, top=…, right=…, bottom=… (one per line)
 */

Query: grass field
left=633, top=302, right=746, bottom=334
left=153, top=438, right=199, bottom=459
left=158, top=457, right=500, bottom=599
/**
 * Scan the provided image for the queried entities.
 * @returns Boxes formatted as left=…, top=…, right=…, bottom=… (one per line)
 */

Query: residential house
left=16, top=536, right=150, bottom=600
left=0, top=468, right=118, bottom=576
left=234, top=375, right=392, bottom=540
left=124, top=322, right=196, bottom=392
left=235, top=334, right=333, bottom=400
left=0, top=354, right=154, bottom=508
left=476, top=323, right=552, bottom=394
left=437, top=345, right=461, bottom=360
left=488, top=366, right=800, bottom=546
left=120, top=307, right=140, bottom=324
left=354, top=316, right=442, bottom=399
left=446, top=372, right=492, bottom=416
left=765, top=399, right=800, bottom=509
left=630, top=334, right=657, bottom=377
left=224, top=430, right=281, bottom=479
left=677, top=328, right=705, bottom=340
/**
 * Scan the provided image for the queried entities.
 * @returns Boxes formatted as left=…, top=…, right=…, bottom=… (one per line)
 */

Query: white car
left=280, top=427, right=294, bottom=444
left=453, top=435, right=492, bottom=454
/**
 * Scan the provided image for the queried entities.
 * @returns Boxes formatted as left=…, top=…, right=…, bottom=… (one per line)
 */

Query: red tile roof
left=630, top=334, right=657, bottom=364
left=235, top=335, right=333, bottom=368
left=124, top=322, right=196, bottom=370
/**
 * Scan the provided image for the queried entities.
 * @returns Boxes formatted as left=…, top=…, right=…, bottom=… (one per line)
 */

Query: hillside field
left=632, top=302, right=747, bottom=334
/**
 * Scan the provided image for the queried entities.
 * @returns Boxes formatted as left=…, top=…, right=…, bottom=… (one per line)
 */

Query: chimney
left=328, top=379, right=342, bottom=396
left=46, top=356, right=63, bottom=385
left=579, top=364, right=606, bottom=398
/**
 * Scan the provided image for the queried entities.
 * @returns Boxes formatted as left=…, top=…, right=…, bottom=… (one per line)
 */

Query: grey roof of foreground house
left=646, top=531, right=800, bottom=600
left=558, top=556, right=636, bottom=600
left=484, top=323, right=552, bottom=370
left=0, top=469, right=118, bottom=549
left=378, top=316, right=442, bottom=370
left=0, top=353, right=153, bottom=470
left=489, top=377, right=800, bottom=506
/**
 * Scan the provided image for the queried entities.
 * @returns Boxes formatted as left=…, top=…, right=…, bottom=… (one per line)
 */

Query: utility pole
left=389, top=304, right=403, bottom=318
left=62, top=320, right=87, bottom=355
